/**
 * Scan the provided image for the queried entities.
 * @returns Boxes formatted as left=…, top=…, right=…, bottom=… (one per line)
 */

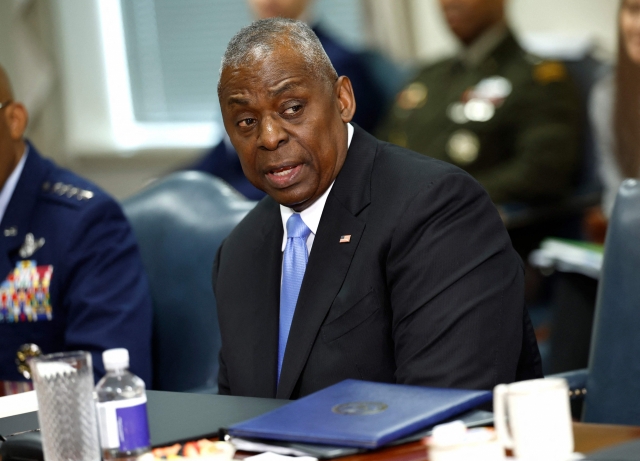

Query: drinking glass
left=30, top=351, right=101, bottom=461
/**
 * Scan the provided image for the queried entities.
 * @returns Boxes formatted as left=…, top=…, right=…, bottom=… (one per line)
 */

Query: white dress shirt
left=0, top=145, right=28, bottom=224
left=280, top=123, right=354, bottom=254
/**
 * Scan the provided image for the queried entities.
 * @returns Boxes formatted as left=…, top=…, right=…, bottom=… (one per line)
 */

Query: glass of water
left=30, top=351, right=101, bottom=461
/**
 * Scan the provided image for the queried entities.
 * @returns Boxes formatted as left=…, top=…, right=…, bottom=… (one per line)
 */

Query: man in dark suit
left=0, top=65, right=152, bottom=394
left=213, top=18, right=541, bottom=399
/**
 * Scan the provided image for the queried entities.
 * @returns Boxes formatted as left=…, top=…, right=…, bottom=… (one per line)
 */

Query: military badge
left=447, top=102, right=469, bottom=124
left=396, top=82, right=428, bottom=111
left=447, top=130, right=480, bottom=166
left=19, top=233, right=45, bottom=258
left=469, top=76, right=512, bottom=102
left=15, top=343, right=42, bottom=379
left=533, top=61, right=567, bottom=84
left=0, top=260, right=54, bottom=322
left=463, top=99, right=495, bottom=123
left=450, top=76, right=512, bottom=124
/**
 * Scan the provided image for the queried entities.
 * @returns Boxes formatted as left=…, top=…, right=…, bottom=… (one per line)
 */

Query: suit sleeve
left=387, top=172, right=534, bottom=389
left=63, top=197, right=153, bottom=384
left=212, top=242, right=230, bottom=395
left=475, top=76, right=581, bottom=204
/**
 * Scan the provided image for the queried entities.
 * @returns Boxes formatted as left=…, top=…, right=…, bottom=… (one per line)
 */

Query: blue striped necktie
left=278, top=213, right=311, bottom=383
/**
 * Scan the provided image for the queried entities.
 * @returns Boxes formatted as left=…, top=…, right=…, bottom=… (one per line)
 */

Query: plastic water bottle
left=95, top=348, right=152, bottom=461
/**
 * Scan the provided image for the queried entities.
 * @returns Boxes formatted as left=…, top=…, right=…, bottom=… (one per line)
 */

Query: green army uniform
left=377, top=26, right=581, bottom=205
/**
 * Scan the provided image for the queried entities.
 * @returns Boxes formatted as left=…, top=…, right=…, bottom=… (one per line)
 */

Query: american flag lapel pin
left=339, top=235, right=351, bottom=243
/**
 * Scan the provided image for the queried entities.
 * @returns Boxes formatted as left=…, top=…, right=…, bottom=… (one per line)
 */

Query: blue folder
left=228, top=379, right=492, bottom=449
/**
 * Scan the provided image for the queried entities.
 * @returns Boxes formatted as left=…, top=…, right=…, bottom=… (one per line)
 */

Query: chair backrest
left=584, top=179, right=640, bottom=424
left=122, top=172, right=256, bottom=392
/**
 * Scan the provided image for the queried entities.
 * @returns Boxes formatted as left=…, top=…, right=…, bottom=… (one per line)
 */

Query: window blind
left=120, top=0, right=364, bottom=123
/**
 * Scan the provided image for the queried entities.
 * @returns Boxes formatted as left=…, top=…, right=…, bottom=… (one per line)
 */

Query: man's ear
left=6, top=103, right=28, bottom=140
left=335, top=76, right=355, bottom=123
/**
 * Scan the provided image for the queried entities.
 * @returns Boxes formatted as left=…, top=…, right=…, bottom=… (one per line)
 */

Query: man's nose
left=258, top=116, right=287, bottom=151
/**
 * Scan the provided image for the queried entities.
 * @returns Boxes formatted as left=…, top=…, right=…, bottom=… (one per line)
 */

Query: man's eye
left=238, top=118, right=256, bottom=128
left=283, top=105, right=303, bottom=116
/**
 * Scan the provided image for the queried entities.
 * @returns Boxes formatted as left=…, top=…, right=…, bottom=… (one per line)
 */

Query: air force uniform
left=0, top=142, right=152, bottom=391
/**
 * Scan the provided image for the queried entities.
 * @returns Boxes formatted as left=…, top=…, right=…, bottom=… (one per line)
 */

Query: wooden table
left=573, top=422, right=640, bottom=454
left=332, top=422, right=640, bottom=461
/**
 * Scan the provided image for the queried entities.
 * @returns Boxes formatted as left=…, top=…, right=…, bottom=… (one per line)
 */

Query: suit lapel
left=276, top=125, right=378, bottom=398
left=245, top=200, right=282, bottom=397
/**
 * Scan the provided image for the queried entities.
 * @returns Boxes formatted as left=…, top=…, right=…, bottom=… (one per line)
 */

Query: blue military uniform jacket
left=0, top=143, right=153, bottom=384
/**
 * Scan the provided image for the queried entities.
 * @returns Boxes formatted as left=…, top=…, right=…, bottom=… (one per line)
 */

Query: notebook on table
left=228, top=379, right=492, bottom=449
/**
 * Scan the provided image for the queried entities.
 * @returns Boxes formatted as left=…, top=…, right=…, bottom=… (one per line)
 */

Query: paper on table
left=529, top=238, right=603, bottom=279
left=507, top=455, right=584, bottom=460
left=245, top=452, right=317, bottom=461
left=0, top=390, right=39, bottom=418
left=231, top=438, right=313, bottom=457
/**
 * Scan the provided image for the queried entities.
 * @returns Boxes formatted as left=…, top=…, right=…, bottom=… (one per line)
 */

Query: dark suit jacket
left=0, top=142, right=153, bottom=384
left=213, top=125, right=542, bottom=399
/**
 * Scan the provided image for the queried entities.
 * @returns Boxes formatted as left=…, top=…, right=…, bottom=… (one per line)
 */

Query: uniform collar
left=279, top=123, right=354, bottom=250
left=0, top=145, right=29, bottom=225
left=458, top=22, right=509, bottom=69
left=1, top=141, right=52, bottom=254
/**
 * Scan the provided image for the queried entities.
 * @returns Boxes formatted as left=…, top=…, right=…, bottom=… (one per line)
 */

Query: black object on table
left=0, top=390, right=288, bottom=447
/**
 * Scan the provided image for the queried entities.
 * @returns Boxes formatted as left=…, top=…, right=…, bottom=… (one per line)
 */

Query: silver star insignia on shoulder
left=45, top=181, right=94, bottom=200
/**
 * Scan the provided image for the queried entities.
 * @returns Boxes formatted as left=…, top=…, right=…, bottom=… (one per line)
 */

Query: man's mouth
left=271, top=166, right=295, bottom=176
left=265, top=163, right=303, bottom=188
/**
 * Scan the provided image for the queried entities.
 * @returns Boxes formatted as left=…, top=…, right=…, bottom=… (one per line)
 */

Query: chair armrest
left=548, top=368, right=588, bottom=399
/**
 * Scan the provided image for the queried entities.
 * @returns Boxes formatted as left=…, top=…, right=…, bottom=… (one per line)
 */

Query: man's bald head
left=217, top=18, right=337, bottom=96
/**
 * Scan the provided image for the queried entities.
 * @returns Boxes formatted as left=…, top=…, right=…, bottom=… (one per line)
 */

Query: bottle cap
left=102, top=348, right=129, bottom=371
left=431, top=421, right=468, bottom=447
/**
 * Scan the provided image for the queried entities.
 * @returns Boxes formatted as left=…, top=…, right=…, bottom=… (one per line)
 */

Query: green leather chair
left=122, top=172, right=256, bottom=392
left=553, top=179, right=640, bottom=424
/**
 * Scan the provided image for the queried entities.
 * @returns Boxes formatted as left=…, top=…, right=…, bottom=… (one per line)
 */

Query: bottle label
left=97, top=396, right=150, bottom=452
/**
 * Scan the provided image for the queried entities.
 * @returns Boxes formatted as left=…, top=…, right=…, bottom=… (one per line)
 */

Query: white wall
left=411, top=0, right=620, bottom=63
left=0, top=4, right=13, bottom=73
left=411, top=0, right=459, bottom=62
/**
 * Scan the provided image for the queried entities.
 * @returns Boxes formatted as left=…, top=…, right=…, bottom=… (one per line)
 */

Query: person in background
left=188, top=0, right=387, bottom=200
left=377, top=0, right=581, bottom=215
left=0, top=65, right=153, bottom=394
left=586, top=0, right=640, bottom=241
